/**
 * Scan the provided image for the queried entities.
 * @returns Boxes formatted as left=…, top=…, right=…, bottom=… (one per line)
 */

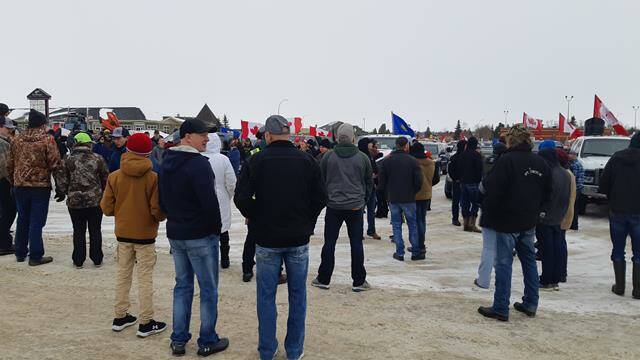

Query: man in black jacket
left=459, top=136, right=483, bottom=232
left=378, top=136, right=423, bottom=261
left=599, top=131, right=640, bottom=299
left=159, top=118, right=228, bottom=357
left=234, top=115, right=325, bottom=360
left=448, top=140, right=467, bottom=226
left=478, top=125, right=552, bottom=322
left=357, top=137, right=380, bottom=239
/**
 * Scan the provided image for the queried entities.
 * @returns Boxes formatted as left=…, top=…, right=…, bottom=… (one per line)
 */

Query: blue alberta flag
left=391, top=112, right=416, bottom=137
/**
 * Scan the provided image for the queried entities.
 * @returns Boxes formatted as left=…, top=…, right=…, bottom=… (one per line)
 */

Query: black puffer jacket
left=480, top=142, right=552, bottom=233
left=447, top=140, right=467, bottom=182
left=599, top=135, right=640, bottom=214
left=378, top=150, right=423, bottom=204
left=459, top=137, right=483, bottom=184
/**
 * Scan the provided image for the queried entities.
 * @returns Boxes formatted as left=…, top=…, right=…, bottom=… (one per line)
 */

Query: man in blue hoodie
left=108, top=127, right=129, bottom=172
left=159, top=118, right=229, bottom=357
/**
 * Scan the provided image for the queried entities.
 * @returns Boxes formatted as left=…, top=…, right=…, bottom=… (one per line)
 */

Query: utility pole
left=633, top=105, right=639, bottom=131
left=565, top=95, right=574, bottom=122
left=503, top=110, right=509, bottom=123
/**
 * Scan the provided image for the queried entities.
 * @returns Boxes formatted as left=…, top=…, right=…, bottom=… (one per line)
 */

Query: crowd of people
left=1, top=102, right=639, bottom=358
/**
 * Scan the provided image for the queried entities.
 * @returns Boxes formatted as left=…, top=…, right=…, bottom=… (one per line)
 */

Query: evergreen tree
left=372, top=128, right=378, bottom=134
left=222, top=114, right=230, bottom=129
left=378, top=123, right=390, bottom=134
left=453, top=120, right=462, bottom=140
left=493, top=122, right=505, bottom=139
left=426, top=126, right=432, bottom=138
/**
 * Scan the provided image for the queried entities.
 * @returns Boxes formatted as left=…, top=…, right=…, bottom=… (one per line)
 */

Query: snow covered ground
left=42, top=182, right=640, bottom=317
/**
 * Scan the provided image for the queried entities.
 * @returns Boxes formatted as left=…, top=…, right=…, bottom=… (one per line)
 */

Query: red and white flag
left=286, top=117, right=303, bottom=134
left=559, top=113, right=575, bottom=134
left=594, top=95, right=629, bottom=136
left=309, top=126, right=317, bottom=137
left=523, top=112, right=543, bottom=130
left=240, top=120, right=264, bottom=140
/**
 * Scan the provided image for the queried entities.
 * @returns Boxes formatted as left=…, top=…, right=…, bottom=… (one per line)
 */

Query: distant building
left=10, top=104, right=221, bottom=134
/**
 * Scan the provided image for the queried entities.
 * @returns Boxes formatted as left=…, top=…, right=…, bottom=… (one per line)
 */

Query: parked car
left=358, top=134, right=412, bottom=158
left=420, top=141, right=448, bottom=175
left=568, top=135, right=631, bottom=214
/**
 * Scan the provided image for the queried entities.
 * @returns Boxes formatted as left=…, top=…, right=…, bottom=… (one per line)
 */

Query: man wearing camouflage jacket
left=7, top=109, right=61, bottom=266
left=55, top=132, right=109, bottom=268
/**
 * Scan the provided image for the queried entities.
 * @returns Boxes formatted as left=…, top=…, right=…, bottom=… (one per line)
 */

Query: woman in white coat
left=204, top=134, right=237, bottom=268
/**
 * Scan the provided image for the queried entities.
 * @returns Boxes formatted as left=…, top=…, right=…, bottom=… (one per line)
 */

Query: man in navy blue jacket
left=159, top=118, right=228, bottom=357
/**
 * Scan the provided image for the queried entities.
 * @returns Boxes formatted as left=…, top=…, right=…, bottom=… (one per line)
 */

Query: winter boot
left=463, top=217, right=471, bottom=232
left=611, top=261, right=625, bottom=296
left=469, top=216, right=482, bottom=233
left=633, top=262, right=640, bottom=300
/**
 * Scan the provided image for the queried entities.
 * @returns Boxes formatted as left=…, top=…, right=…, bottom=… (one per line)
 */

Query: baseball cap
left=0, top=117, right=16, bottom=129
left=111, top=127, right=130, bottom=138
left=74, top=132, right=93, bottom=144
left=263, top=115, right=290, bottom=135
left=179, top=118, right=215, bottom=139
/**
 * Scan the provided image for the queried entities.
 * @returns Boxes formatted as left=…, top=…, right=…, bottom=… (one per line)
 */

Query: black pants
left=571, top=191, right=582, bottom=229
left=375, top=188, right=388, bottom=217
left=0, top=178, right=17, bottom=250
left=220, top=231, right=230, bottom=261
left=68, top=207, right=104, bottom=266
left=241, top=224, right=284, bottom=276
left=317, top=207, right=366, bottom=287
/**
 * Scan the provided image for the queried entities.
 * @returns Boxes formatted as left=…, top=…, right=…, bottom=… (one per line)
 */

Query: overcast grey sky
left=3, top=0, right=640, bottom=131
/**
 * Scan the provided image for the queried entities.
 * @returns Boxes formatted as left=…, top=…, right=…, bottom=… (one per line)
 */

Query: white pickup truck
left=568, top=135, right=630, bottom=213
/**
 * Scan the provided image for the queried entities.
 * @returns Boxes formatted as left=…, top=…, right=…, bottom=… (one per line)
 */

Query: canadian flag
left=310, top=126, right=317, bottom=137
left=594, top=95, right=629, bottom=136
left=240, top=120, right=264, bottom=140
left=286, top=117, right=303, bottom=134
left=559, top=113, right=583, bottom=139
left=523, top=112, right=543, bottom=131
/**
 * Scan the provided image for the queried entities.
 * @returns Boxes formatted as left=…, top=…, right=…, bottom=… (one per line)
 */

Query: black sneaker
left=112, top=313, right=138, bottom=331
left=137, top=319, right=167, bottom=338
left=407, top=246, right=427, bottom=255
left=559, top=276, right=567, bottom=283
left=392, top=253, right=404, bottom=262
left=197, top=338, right=229, bottom=357
left=221, top=257, right=230, bottom=269
left=16, top=257, right=25, bottom=263
left=513, top=302, right=536, bottom=317
left=171, top=342, right=186, bottom=357
left=452, top=219, right=461, bottom=226
left=311, top=278, right=330, bottom=290
left=352, top=281, right=371, bottom=292
left=242, top=272, right=253, bottom=282
left=29, top=256, right=53, bottom=266
left=411, top=253, right=426, bottom=261
left=540, top=283, right=559, bottom=291
left=477, top=306, right=508, bottom=322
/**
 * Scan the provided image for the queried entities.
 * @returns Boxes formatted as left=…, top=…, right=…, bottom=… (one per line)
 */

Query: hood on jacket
left=333, top=143, right=359, bottom=158
left=410, top=142, right=427, bottom=159
left=357, top=137, right=370, bottom=154
left=466, top=137, right=479, bottom=151
left=539, top=147, right=559, bottom=166
left=162, top=147, right=202, bottom=174
left=493, top=142, right=507, bottom=155
left=205, top=134, right=222, bottom=155
left=456, top=140, right=467, bottom=153
left=120, top=152, right=153, bottom=178
left=19, top=127, right=49, bottom=143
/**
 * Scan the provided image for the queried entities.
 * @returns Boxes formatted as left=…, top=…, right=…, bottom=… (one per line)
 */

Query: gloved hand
left=54, top=192, right=66, bottom=202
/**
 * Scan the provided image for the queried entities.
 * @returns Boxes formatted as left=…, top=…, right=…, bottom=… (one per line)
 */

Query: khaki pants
left=114, top=242, right=156, bottom=324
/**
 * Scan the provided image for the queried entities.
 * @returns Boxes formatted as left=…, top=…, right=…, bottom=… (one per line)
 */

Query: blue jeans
left=609, top=213, right=640, bottom=264
left=451, top=182, right=461, bottom=221
left=415, top=200, right=430, bottom=250
left=318, top=208, right=366, bottom=286
left=366, top=190, right=377, bottom=235
left=14, top=187, right=51, bottom=261
left=476, top=227, right=498, bottom=288
left=460, top=183, right=480, bottom=218
left=169, top=236, right=221, bottom=348
left=389, top=203, right=419, bottom=257
left=492, top=228, right=539, bottom=317
left=256, top=245, right=308, bottom=360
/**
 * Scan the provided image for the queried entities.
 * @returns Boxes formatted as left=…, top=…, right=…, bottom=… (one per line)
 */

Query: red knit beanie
left=126, top=133, right=153, bottom=155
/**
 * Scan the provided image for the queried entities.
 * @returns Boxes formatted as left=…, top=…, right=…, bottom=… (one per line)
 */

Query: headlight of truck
left=584, top=176, right=594, bottom=184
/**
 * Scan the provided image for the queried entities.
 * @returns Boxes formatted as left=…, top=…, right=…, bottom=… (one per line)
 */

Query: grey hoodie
left=320, top=143, right=373, bottom=210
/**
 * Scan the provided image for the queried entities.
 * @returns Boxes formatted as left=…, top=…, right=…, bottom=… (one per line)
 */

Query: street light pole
left=503, top=110, right=509, bottom=123
left=277, top=98, right=288, bottom=115
left=565, top=95, right=574, bottom=122
left=633, top=105, right=639, bottom=131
